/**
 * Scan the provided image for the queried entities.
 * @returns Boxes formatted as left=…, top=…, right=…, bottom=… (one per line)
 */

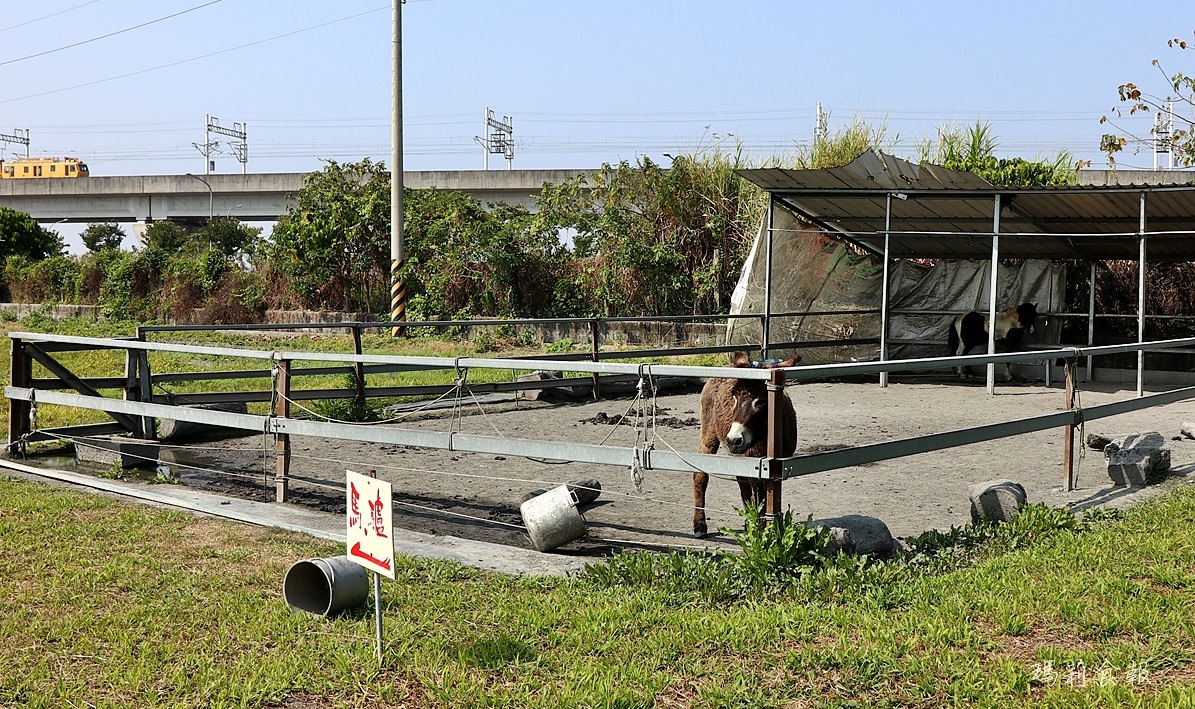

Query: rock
left=515, top=370, right=564, bottom=402
left=515, top=371, right=592, bottom=402
left=1105, top=431, right=1171, bottom=486
left=1086, top=432, right=1115, bottom=450
left=809, top=514, right=895, bottom=556
left=567, top=478, right=602, bottom=506
left=969, top=479, right=1027, bottom=523
left=158, top=402, right=250, bottom=442
left=520, top=478, right=602, bottom=507
left=1181, top=421, right=1195, bottom=440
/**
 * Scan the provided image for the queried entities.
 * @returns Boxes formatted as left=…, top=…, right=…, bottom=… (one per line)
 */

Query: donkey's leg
left=692, top=472, right=710, bottom=537
left=694, top=428, right=720, bottom=537
left=736, top=478, right=767, bottom=517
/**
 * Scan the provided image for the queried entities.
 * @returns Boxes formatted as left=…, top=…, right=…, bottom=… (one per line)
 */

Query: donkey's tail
left=946, top=316, right=959, bottom=356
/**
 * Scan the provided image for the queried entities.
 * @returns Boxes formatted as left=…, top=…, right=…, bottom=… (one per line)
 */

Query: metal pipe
left=1087, top=261, right=1096, bottom=381
left=762, top=196, right=774, bottom=359
left=879, top=193, right=894, bottom=388
left=1138, top=191, right=1147, bottom=397
left=987, top=195, right=1001, bottom=395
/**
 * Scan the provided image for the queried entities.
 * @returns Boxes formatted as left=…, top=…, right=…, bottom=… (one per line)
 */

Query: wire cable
left=0, top=1, right=224, bottom=68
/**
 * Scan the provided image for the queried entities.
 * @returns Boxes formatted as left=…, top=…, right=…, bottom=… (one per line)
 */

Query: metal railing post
left=274, top=358, right=291, bottom=503
left=1064, top=357, right=1078, bottom=491
left=7, top=337, right=29, bottom=454
left=765, top=366, right=785, bottom=522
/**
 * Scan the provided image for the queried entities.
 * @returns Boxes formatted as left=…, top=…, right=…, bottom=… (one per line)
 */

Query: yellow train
left=0, top=156, right=89, bottom=179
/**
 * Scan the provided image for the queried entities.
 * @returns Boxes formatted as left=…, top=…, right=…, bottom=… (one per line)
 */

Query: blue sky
left=2, top=0, right=1190, bottom=177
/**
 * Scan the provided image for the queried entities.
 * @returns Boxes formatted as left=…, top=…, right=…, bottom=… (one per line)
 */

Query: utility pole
left=206, top=116, right=248, bottom=174
left=193, top=114, right=218, bottom=175
left=1153, top=100, right=1174, bottom=170
left=475, top=107, right=514, bottom=170
left=196, top=115, right=248, bottom=174
left=814, top=102, right=827, bottom=145
left=390, top=0, right=406, bottom=336
left=0, top=128, right=30, bottom=159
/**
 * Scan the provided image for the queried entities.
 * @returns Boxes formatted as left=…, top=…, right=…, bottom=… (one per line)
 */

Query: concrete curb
left=0, top=458, right=590, bottom=577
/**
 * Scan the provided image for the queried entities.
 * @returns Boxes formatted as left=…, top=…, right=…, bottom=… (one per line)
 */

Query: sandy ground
left=112, top=370, right=1195, bottom=559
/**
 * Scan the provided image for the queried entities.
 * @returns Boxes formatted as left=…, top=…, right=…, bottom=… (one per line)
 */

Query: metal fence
left=8, top=329, right=1195, bottom=522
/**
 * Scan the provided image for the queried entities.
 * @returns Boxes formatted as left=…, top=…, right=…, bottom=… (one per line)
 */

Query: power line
left=0, top=5, right=388, bottom=105
left=0, top=0, right=224, bottom=68
left=0, top=0, right=105, bottom=33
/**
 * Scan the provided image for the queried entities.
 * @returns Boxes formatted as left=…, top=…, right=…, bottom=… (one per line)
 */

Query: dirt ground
left=111, top=370, right=1195, bottom=559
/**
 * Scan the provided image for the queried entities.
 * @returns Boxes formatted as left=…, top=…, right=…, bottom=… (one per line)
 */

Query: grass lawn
left=2, top=474, right=1195, bottom=708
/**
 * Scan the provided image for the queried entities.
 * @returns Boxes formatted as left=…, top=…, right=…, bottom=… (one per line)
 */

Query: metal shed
left=738, top=149, right=1195, bottom=394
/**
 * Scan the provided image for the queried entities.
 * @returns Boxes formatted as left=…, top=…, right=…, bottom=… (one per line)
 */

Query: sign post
left=346, top=469, right=394, bottom=662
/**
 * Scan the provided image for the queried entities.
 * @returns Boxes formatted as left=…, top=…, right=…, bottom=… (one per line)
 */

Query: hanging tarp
left=727, top=205, right=1065, bottom=367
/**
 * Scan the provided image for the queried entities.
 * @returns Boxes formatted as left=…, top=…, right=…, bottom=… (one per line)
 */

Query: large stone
left=969, top=479, right=1027, bottom=523
left=74, top=437, right=161, bottom=469
left=809, top=514, right=895, bottom=556
left=520, top=478, right=602, bottom=507
left=1180, top=421, right=1195, bottom=440
left=157, top=402, right=249, bottom=442
left=1105, top=431, right=1171, bottom=486
left=514, top=370, right=589, bottom=402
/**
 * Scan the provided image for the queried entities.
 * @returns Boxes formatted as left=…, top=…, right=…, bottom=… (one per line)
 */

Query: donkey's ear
left=730, top=352, right=751, bottom=367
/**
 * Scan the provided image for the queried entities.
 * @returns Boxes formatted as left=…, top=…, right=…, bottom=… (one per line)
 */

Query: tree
left=81, top=223, right=125, bottom=252
left=0, top=207, right=62, bottom=261
left=534, top=148, right=764, bottom=317
left=1100, top=34, right=1195, bottom=167
left=141, top=220, right=190, bottom=252
left=200, top=217, right=261, bottom=260
left=402, top=189, right=567, bottom=318
left=267, top=158, right=391, bottom=312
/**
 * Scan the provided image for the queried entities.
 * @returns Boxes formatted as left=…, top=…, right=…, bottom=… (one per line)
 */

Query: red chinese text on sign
left=345, top=470, right=395, bottom=578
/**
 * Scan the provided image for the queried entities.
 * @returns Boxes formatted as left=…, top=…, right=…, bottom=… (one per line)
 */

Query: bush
left=724, top=504, right=833, bottom=592
left=5, top=255, right=82, bottom=303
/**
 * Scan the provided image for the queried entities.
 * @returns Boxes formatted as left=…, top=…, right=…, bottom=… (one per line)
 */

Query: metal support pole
left=274, top=359, right=291, bottom=503
left=986, top=195, right=1002, bottom=395
left=1137, top=191, right=1147, bottom=398
left=879, top=192, right=895, bottom=388
left=1087, top=261, right=1096, bottom=382
left=368, top=468, right=384, bottom=664
left=589, top=319, right=601, bottom=400
left=762, top=196, right=774, bottom=360
left=764, top=367, right=785, bottom=522
left=1064, top=357, right=1077, bottom=491
left=7, top=338, right=29, bottom=454
left=351, top=326, right=366, bottom=410
left=389, top=0, right=406, bottom=337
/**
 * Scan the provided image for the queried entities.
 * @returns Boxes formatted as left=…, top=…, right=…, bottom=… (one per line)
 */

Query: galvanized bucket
left=282, top=556, right=369, bottom=616
left=520, top=484, right=587, bottom=552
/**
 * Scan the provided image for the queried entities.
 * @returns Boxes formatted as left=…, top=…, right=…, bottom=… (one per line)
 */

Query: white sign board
left=345, top=469, right=395, bottom=579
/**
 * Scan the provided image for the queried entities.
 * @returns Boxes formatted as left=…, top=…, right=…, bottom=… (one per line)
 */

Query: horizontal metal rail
left=15, top=332, right=1195, bottom=385
left=6, top=386, right=766, bottom=479
left=783, top=383, right=1195, bottom=477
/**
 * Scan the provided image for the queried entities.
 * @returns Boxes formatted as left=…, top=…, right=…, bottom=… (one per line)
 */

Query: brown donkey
left=692, top=352, right=799, bottom=537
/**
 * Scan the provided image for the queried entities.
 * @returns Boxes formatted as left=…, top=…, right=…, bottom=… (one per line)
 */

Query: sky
left=3, top=0, right=1193, bottom=248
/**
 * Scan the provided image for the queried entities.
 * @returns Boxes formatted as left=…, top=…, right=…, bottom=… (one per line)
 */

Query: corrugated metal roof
left=739, top=149, right=1195, bottom=261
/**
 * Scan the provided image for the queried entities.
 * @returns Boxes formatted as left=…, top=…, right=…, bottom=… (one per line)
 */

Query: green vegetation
left=2, top=473, right=1194, bottom=706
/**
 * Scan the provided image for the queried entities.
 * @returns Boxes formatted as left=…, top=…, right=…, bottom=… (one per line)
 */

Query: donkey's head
left=1014, top=302, right=1040, bottom=336
left=721, top=352, right=800, bottom=454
